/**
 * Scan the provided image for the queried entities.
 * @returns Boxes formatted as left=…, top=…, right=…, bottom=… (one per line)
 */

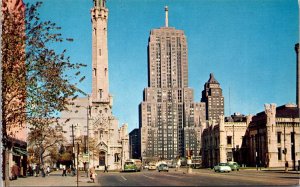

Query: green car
left=227, top=161, right=240, bottom=171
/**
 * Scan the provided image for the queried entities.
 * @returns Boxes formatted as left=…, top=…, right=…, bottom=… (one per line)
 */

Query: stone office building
left=245, top=104, right=299, bottom=168
left=201, top=113, right=250, bottom=168
left=202, top=104, right=300, bottom=169
left=139, top=7, right=205, bottom=160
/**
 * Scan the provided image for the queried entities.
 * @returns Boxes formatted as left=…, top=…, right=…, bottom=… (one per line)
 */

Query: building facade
left=202, top=104, right=300, bottom=169
left=245, top=104, right=299, bottom=168
left=201, top=73, right=224, bottom=121
left=129, top=129, right=141, bottom=159
left=201, top=114, right=250, bottom=168
left=139, top=7, right=205, bottom=160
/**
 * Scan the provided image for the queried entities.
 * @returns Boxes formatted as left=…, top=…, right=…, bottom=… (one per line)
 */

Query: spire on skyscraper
left=165, top=6, right=168, bottom=27
left=94, top=0, right=106, bottom=8
left=207, top=73, right=219, bottom=84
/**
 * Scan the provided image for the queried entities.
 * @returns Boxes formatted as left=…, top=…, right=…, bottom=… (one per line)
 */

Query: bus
left=191, top=156, right=202, bottom=169
left=123, top=159, right=142, bottom=172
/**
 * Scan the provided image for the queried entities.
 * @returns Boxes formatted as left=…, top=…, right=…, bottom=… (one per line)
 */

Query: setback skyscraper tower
left=201, top=73, right=224, bottom=121
left=139, top=7, right=205, bottom=160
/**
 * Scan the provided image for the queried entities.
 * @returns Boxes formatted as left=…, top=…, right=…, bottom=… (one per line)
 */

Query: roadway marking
left=142, top=174, right=155, bottom=179
left=163, top=173, right=187, bottom=178
left=121, top=176, right=127, bottom=181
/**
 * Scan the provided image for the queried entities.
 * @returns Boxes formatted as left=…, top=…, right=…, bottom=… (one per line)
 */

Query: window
left=99, top=89, right=103, bottom=99
left=227, top=136, right=232, bottom=145
left=278, top=148, right=282, bottom=160
left=93, top=68, right=97, bottom=76
left=100, top=130, right=103, bottom=139
left=114, top=153, right=120, bottom=162
left=277, top=132, right=281, bottom=143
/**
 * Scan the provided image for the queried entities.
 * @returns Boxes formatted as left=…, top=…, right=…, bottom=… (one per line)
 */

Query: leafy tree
left=2, top=1, right=86, bottom=178
left=2, top=0, right=26, bottom=140
left=2, top=0, right=27, bottom=184
left=27, top=122, right=66, bottom=166
left=24, top=1, right=86, bottom=167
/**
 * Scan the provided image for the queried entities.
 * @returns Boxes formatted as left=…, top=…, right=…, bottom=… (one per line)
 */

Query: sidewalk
left=9, top=170, right=98, bottom=187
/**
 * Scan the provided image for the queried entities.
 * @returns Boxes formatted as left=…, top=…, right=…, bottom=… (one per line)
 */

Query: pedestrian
left=62, top=165, right=67, bottom=176
left=35, top=164, right=40, bottom=177
left=41, top=165, right=46, bottom=177
left=28, top=165, right=33, bottom=176
left=89, top=167, right=96, bottom=183
left=104, top=165, right=108, bottom=173
left=71, top=166, right=76, bottom=176
left=46, top=166, right=50, bottom=176
left=11, top=162, right=19, bottom=180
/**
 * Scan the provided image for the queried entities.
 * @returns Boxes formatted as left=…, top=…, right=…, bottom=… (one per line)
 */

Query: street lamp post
left=75, top=95, right=90, bottom=178
left=71, top=124, right=75, bottom=169
left=87, top=95, right=90, bottom=178
left=75, top=138, right=82, bottom=187
left=291, top=118, right=296, bottom=171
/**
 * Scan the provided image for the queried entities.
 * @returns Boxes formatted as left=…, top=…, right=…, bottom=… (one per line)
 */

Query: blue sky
left=25, top=0, right=299, bottom=132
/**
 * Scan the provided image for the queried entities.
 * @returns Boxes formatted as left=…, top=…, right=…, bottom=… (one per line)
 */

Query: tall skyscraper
left=129, top=129, right=141, bottom=159
left=139, top=7, right=205, bottom=160
left=201, top=73, right=224, bottom=121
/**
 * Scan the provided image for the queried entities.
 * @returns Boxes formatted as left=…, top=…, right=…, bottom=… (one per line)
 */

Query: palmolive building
left=139, top=7, right=205, bottom=160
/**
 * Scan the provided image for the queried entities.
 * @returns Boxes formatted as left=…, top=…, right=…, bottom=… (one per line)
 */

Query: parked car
left=157, top=164, right=169, bottom=172
left=214, top=163, right=231, bottom=172
left=227, top=161, right=240, bottom=171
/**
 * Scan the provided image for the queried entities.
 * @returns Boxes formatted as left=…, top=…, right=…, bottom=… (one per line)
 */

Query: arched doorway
left=99, top=151, right=106, bottom=166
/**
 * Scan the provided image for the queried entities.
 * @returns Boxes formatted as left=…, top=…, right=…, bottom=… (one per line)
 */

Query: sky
left=24, top=0, right=299, bottom=133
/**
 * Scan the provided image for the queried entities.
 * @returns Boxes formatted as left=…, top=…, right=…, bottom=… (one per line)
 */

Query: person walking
left=104, top=165, right=108, bottom=173
left=35, top=164, right=40, bottom=177
left=89, top=167, right=96, bottom=183
left=62, top=165, right=67, bottom=176
left=41, top=166, right=46, bottom=177
left=11, top=163, right=19, bottom=180
left=46, top=166, right=50, bottom=176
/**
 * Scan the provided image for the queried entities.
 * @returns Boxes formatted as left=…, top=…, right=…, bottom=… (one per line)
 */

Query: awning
left=13, top=147, right=28, bottom=156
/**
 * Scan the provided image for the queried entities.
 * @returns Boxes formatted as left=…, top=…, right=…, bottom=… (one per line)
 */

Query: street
left=9, top=168, right=299, bottom=186
left=96, top=168, right=299, bottom=186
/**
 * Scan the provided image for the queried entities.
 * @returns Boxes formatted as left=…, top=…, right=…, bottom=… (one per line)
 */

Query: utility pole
left=232, top=124, right=235, bottom=162
left=284, top=123, right=287, bottom=172
left=77, top=142, right=79, bottom=187
left=71, top=124, right=75, bottom=168
left=291, top=118, right=296, bottom=171
left=87, top=95, right=90, bottom=178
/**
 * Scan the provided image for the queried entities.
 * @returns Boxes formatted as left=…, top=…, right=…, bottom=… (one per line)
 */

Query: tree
left=27, top=122, right=66, bottom=166
left=2, top=0, right=26, bottom=185
left=24, top=1, right=86, bottom=167
left=2, top=0, right=26, bottom=139
left=2, top=2, right=86, bottom=181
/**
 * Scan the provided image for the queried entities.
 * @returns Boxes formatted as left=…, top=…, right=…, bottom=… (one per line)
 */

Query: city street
left=97, top=168, right=299, bottom=186
left=9, top=168, right=299, bottom=186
